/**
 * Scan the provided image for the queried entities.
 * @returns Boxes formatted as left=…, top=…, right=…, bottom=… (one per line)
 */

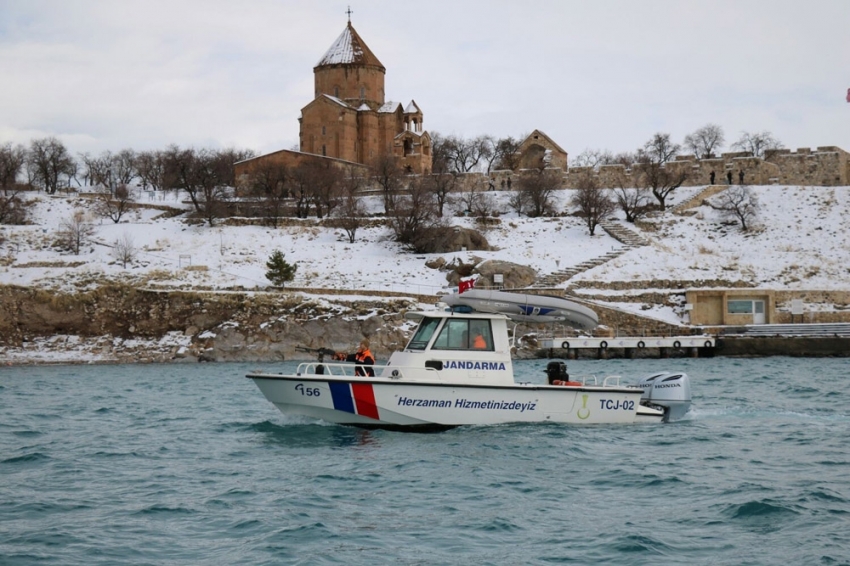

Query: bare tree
left=58, top=210, right=94, bottom=254
left=329, top=166, right=369, bottom=242
left=423, top=172, right=457, bottom=217
left=491, top=135, right=524, bottom=171
left=247, top=160, right=290, bottom=226
left=570, top=172, right=615, bottom=235
left=163, top=147, right=234, bottom=226
left=683, top=124, right=725, bottom=159
left=79, top=151, right=114, bottom=189
left=330, top=193, right=368, bottom=244
left=711, top=185, right=759, bottom=231
left=306, top=160, right=343, bottom=219
left=112, top=149, right=137, bottom=186
left=195, top=149, right=235, bottom=226
left=731, top=131, right=784, bottom=159
left=571, top=148, right=614, bottom=170
left=370, top=152, right=403, bottom=214
left=635, top=133, right=688, bottom=210
left=289, top=162, right=313, bottom=219
left=456, top=178, right=495, bottom=218
left=441, top=134, right=493, bottom=173
left=27, top=137, right=76, bottom=194
left=614, top=186, right=652, bottom=223
left=135, top=150, right=168, bottom=191
left=0, top=192, right=29, bottom=224
left=112, top=232, right=136, bottom=268
left=94, top=183, right=135, bottom=223
left=513, top=168, right=561, bottom=217
left=388, top=177, right=448, bottom=252
left=0, top=142, right=27, bottom=195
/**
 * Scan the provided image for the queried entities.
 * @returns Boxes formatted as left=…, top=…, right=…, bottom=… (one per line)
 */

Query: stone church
left=235, top=18, right=431, bottom=182
left=301, top=20, right=431, bottom=173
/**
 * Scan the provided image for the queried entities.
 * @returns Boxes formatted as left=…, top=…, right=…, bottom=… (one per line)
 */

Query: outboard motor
left=545, top=361, right=569, bottom=385
left=636, top=372, right=692, bottom=422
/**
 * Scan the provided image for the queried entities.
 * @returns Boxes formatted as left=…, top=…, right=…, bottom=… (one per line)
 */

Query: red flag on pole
left=458, top=277, right=476, bottom=294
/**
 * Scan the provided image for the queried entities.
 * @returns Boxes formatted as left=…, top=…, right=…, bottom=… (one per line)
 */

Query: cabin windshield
left=406, top=317, right=441, bottom=350
left=432, top=318, right=494, bottom=351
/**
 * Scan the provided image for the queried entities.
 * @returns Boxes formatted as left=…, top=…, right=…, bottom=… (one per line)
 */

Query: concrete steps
left=672, top=185, right=729, bottom=214
left=529, top=220, right=649, bottom=289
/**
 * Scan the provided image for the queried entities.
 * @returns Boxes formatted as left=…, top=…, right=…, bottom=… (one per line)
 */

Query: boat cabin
left=383, top=310, right=515, bottom=385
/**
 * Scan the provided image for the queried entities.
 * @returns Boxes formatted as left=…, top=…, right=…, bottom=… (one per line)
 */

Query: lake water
left=1, top=357, right=849, bottom=565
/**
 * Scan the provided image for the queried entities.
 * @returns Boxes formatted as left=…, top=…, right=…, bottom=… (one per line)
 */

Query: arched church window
left=322, top=126, right=326, bottom=136
left=360, top=86, right=365, bottom=100
left=334, top=86, right=339, bottom=98
left=322, top=145, right=326, bottom=156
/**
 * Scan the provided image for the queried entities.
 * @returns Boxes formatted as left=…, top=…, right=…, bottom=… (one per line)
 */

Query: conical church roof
left=315, top=22, right=385, bottom=70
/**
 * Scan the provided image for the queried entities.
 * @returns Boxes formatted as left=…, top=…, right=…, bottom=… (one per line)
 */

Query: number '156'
left=295, top=383, right=320, bottom=397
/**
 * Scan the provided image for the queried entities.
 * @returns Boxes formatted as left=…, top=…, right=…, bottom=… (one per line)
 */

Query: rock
left=425, top=257, right=446, bottom=269
left=474, top=260, right=537, bottom=289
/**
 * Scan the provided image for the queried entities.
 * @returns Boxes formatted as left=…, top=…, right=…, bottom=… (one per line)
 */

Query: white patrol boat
left=247, top=299, right=691, bottom=430
left=246, top=293, right=692, bottom=431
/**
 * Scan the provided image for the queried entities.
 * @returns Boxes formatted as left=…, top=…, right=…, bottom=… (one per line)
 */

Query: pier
left=540, top=335, right=715, bottom=359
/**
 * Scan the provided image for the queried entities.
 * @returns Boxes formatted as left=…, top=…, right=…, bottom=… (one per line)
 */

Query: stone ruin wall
left=444, top=146, right=848, bottom=193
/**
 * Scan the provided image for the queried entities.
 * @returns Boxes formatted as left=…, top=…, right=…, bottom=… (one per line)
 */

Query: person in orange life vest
left=334, top=339, right=375, bottom=377
left=472, top=332, right=487, bottom=349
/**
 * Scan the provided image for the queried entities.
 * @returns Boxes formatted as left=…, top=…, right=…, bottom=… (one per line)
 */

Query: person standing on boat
left=334, top=339, right=375, bottom=377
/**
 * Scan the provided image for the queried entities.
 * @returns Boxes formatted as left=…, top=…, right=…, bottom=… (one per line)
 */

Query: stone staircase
left=529, top=220, right=649, bottom=288
left=671, top=185, right=729, bottom=214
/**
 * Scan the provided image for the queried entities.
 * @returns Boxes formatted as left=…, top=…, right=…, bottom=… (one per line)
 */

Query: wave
left=1, top=452, right=50, bottom=465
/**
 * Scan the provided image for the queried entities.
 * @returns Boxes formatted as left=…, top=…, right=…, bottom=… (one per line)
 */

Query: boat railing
left=295, top=362, right=440, bottom=381
left=567, top=375, right=624, bottom=387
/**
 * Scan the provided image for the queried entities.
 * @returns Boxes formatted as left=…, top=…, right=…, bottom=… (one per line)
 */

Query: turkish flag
left=458, top=277, right=476, bottom=294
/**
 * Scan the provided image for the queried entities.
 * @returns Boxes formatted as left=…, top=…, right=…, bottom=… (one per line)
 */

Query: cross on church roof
left=346, top=6, right=352, bottom=23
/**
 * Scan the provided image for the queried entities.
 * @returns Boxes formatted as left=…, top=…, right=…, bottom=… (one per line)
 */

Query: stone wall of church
left=314, top=65, right=385, bottom=105
left=300, top=103, right=360, bottom=162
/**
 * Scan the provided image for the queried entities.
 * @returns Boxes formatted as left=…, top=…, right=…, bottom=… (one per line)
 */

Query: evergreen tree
left=265, top=250, right=297, bottom=288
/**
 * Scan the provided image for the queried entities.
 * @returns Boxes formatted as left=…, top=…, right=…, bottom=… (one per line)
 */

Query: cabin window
left=432, top=319, right=493, bottom=351
left=407, top=317, right=440, bottom=350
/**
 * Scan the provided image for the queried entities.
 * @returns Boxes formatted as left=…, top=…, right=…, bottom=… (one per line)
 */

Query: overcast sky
left=1, top=0, right=849, bottom=159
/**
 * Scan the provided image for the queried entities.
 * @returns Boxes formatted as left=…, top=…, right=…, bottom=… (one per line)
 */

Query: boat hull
left=247, top=373, right=663, bottom=429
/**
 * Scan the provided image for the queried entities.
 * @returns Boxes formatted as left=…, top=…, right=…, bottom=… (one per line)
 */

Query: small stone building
left=686, top=289, right=776, bottom=326
left=516, top=130, right=568, bottom=170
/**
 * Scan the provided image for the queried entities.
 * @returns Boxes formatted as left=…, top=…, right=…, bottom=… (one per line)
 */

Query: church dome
left=314, top=22, right=385, bottom=71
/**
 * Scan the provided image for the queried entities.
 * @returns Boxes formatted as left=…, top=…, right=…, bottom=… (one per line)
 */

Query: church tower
left=299, top=17, right=431, bottom=174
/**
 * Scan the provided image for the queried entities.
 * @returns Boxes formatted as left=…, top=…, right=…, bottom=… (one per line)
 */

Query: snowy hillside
left=2, top=185, right=848, bottom=312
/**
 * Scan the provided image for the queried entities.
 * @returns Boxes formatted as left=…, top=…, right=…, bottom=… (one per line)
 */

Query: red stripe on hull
left=351, top=383, right=380, bottom=420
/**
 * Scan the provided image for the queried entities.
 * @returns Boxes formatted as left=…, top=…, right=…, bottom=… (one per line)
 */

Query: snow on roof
left=404, top=100, right=421, bottom=114
left=357, top=103, right=371, bottom=112
left=378, top=101, right=399, bottom=113
left=322, top=94, right=351, bottom=109
left=315, top=22, right=385, bottom=70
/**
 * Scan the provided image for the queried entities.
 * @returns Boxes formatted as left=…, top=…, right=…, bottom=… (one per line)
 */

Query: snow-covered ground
left=2, top=184, right=849, bottom=327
